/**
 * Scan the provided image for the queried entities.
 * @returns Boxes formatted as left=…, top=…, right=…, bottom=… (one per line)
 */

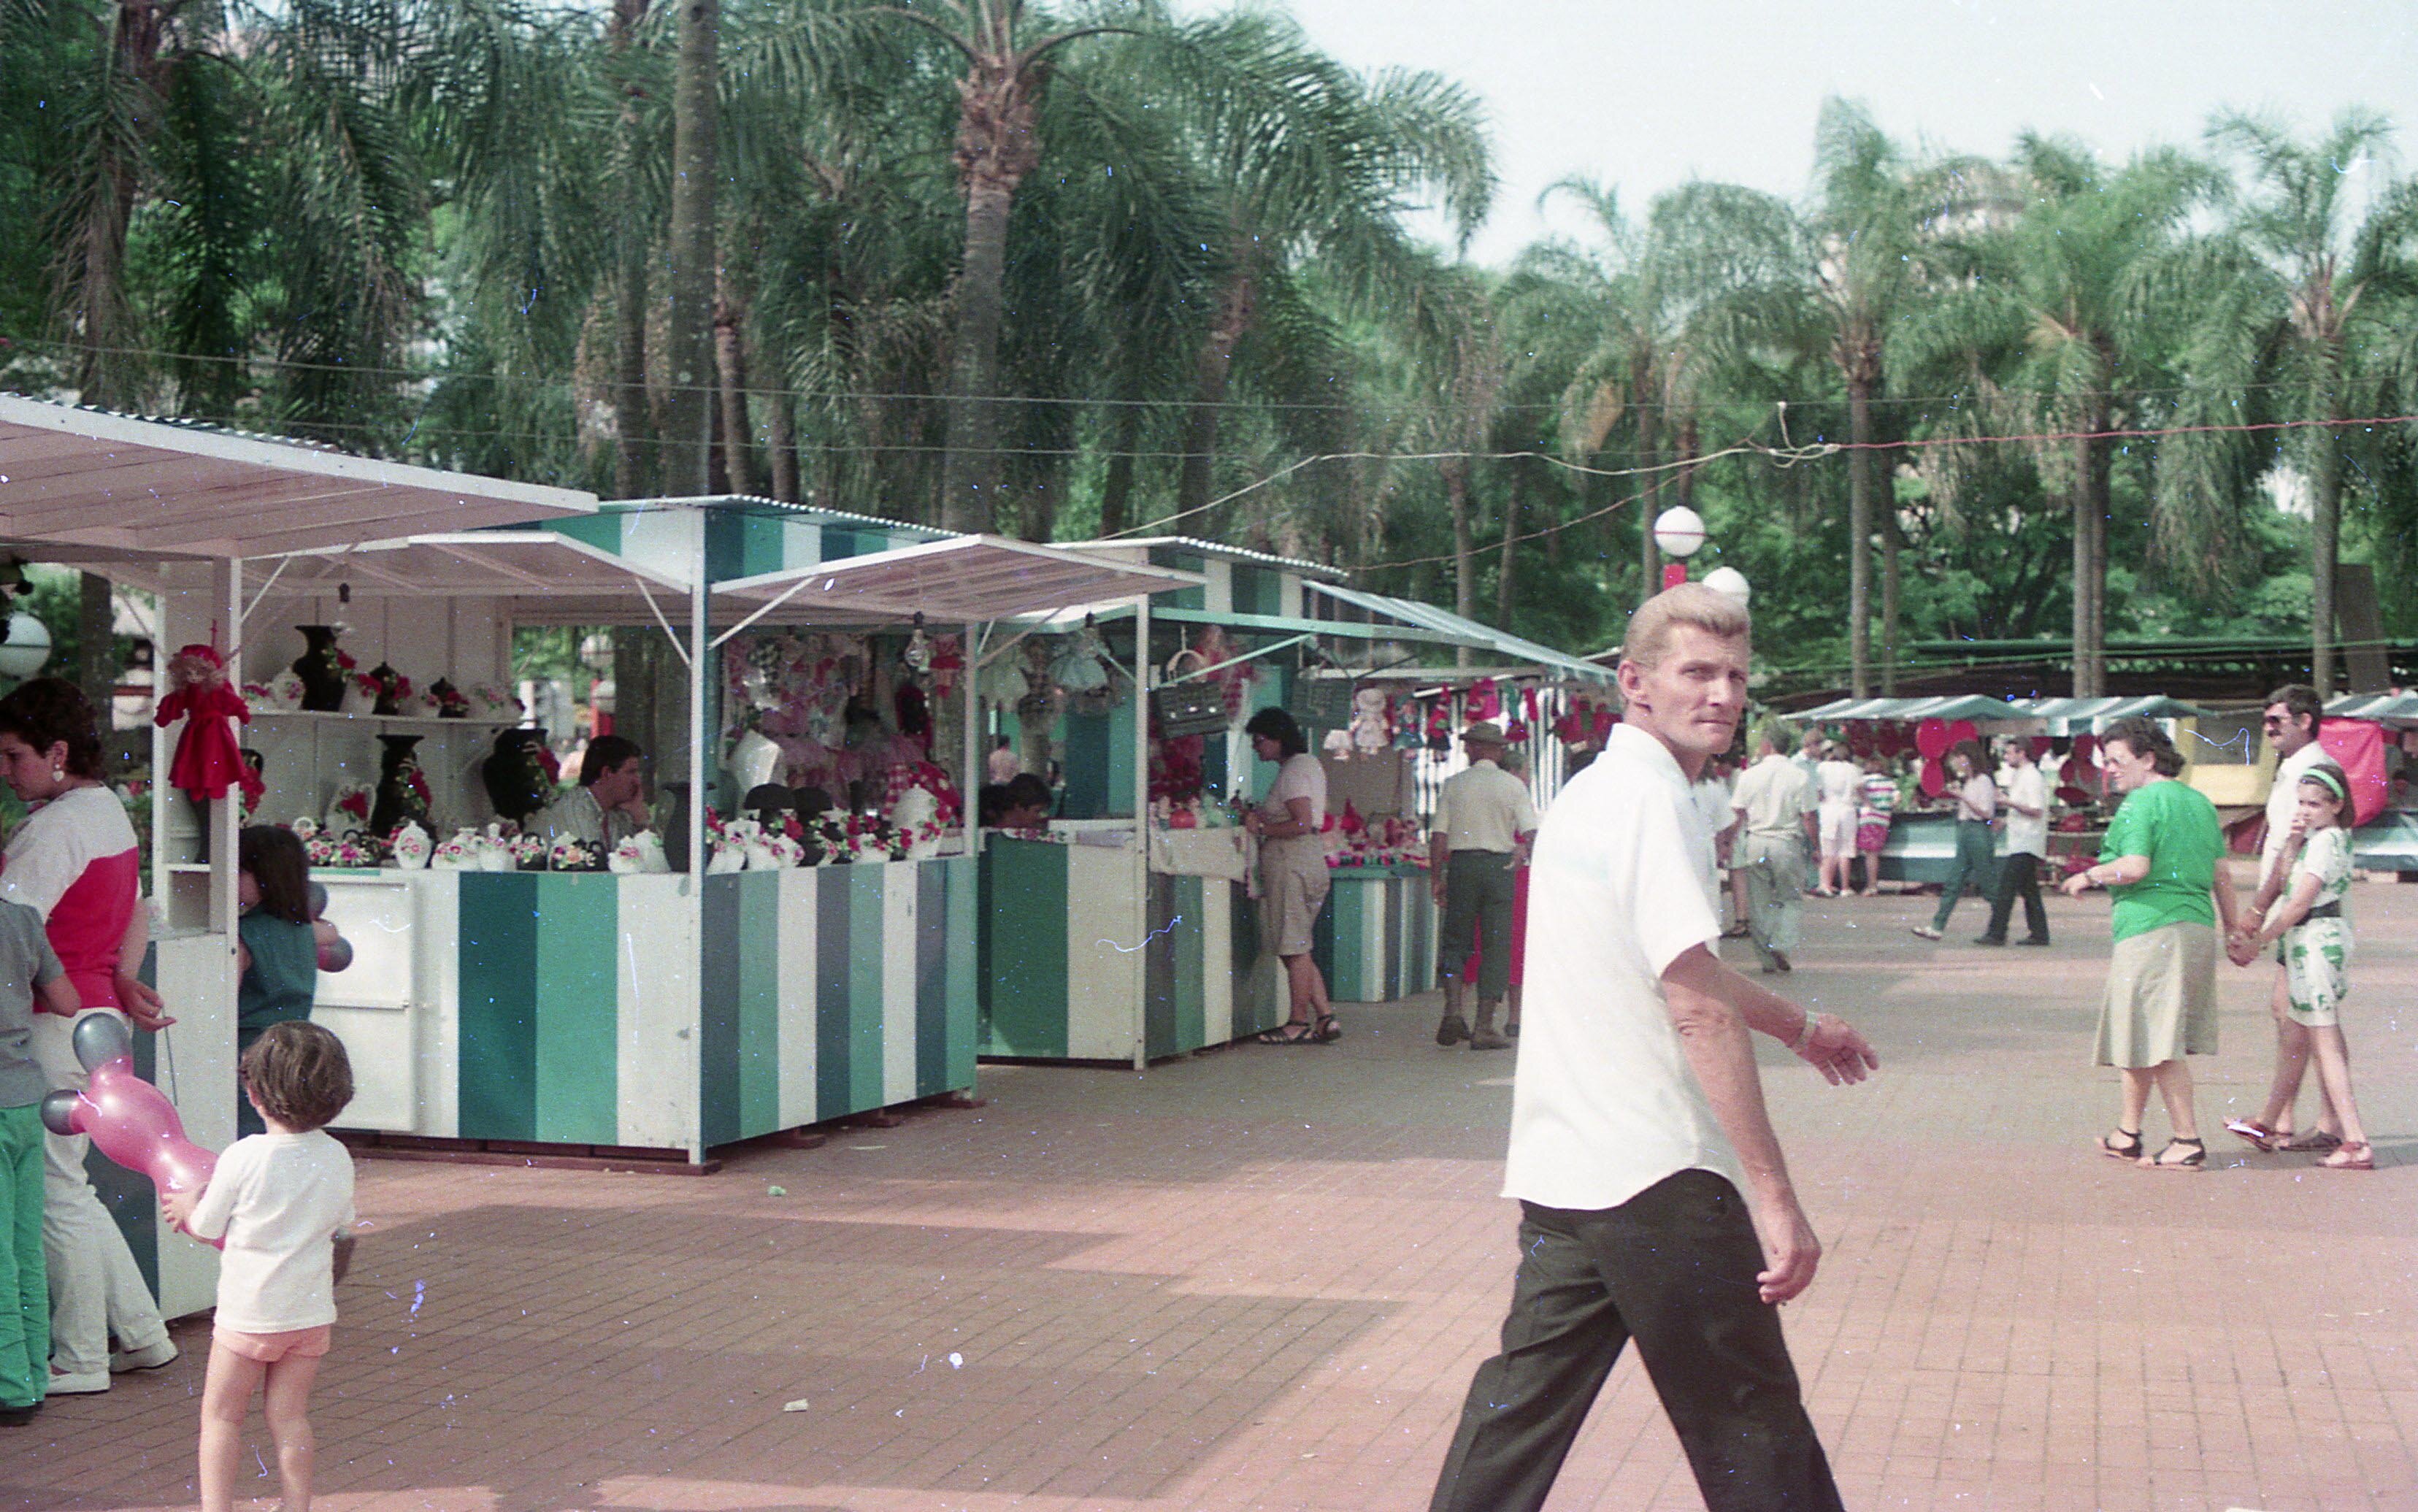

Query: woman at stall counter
left=2060, top=715, right=2241, bottom=1170
left=1242, top=708, right=1337, bottom=1045
left=0, top=678, right=178, bottom=1395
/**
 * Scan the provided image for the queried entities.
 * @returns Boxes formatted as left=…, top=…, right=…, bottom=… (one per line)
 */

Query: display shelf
left=245, top=710, right=525, bottom=729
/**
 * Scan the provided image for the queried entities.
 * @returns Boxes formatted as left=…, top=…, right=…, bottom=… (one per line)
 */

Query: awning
left=713, top=534, right=1202, bottom=627
left=0, top=395, right=594, bottom=560
left=2327, top=691, right=2418, bottom=726
left=1794, top=694, right=2026, bottom=724
left=1302, top=580, right=1613, bottom=684
left=232, top=532, right=694, bottom=626
left=2011, top=696, right=2211, bottom=733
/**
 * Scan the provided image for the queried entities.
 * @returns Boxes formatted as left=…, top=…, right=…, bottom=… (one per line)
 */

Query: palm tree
left=2205, top=109, right=2418, bottom=691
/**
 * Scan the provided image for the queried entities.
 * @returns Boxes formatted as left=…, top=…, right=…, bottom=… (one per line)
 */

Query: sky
left=1175, top=0, right=2418, bottom=266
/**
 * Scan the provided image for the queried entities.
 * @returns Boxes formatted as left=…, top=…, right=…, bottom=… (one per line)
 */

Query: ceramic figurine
left=388, top=820, right=432, bottom=870
left=431, top=829, right=479, bottom=870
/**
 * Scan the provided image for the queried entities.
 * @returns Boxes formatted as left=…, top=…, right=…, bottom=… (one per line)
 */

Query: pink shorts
left=214, top=1324, right=332, bottom=1363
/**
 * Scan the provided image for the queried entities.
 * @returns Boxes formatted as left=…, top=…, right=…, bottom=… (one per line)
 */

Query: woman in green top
left=234, top=827, right=330, bottom=1137
left=2060, top=716, right=2242, bottom=1170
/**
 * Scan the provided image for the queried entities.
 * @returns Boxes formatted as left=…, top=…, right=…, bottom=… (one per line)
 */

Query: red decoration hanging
left=156, top=644, right=253, bottom=803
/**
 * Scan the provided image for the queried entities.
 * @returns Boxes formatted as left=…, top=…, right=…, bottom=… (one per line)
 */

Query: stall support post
left=212, top=560, right=242, bottom=949
left=685, top=505, right=709, bottom=1164
left=962, top=624, right=982, bottom=859
left=1131, top=593, right=1152, bottom=1071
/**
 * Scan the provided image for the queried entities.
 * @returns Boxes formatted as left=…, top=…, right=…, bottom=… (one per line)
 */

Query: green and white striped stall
left=1316, top=865, right=1439, bottom=1004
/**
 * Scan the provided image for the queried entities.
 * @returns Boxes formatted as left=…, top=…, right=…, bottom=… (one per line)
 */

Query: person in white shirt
left=1728, top=722, right=1819, bottom=973
left=1692, top=753, right=1745, bottom=934
left=1429, top=722, right=1540, bottom=1051
left=164, top=1021, right=358, bottom=1512
left=532, top=735, right=650, bottom=852
left=985, top=735, right=1021, bottom=786
left=1811, top=740, right=1865, bottom=897
left=1978, top=739, right=2053, bottom=945
left=1429, top=585, right=1877, bottom=1512
left=2222, top=685, right=2344, bottom=1154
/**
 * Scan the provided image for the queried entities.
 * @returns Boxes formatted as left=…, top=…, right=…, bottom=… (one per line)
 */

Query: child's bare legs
left=199, top=1342, right=321, bottom=1512
left=263, top=1353, right=322, bottom=1511
left=2305, top=1026, right=2366, bottom=1148
left=199, top=1342, right=267, bottom=1512
left=2254, top=970, right=2339, bottom=1137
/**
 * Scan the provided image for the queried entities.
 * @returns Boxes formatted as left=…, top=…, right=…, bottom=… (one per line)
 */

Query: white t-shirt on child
left=186, top=1129, right=357, bottom=1332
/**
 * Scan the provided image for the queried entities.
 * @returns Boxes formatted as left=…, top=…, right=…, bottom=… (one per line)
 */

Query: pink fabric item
left=214, top=1324, right=332, bottom=1363
left=2317, top=719, right=2390, bottom=827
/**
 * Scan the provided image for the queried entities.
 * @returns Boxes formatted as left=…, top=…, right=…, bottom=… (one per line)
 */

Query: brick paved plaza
left=9, top=884, right=2418, bottom=1511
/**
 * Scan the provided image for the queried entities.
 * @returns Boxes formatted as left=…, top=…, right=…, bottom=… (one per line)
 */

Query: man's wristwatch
left=1788, top=1013, right=1819, bottom=1053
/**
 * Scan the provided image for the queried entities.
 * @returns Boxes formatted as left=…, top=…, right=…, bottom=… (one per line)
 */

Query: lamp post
left=1702, top=566, right=1751, bottom=605
left=1653, top=506, right=1706, bottom=591
left=0, top=611, right=52, bottom=680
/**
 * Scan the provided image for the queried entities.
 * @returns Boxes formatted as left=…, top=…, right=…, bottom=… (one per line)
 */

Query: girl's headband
left=2301, top=765, right=2349, bottom=803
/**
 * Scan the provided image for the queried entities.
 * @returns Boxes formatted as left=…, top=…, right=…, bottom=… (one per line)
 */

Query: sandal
left=1254, top=1021, right=1327, bottom=1045
left=2319, top=1140, right=2375, bottom=1171
left=2144, top=1136, right=2205, bottom=1171
left=2224, top=1117, right=2281, bottom=1153
left=1311, top=1014, right=1341, bottom=1043
left=2097, top=1127, right=2144, bottom=1161
left=2281, top=1129, right=2344, bottom=1154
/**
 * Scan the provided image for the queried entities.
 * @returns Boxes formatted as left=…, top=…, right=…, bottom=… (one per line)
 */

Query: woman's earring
left=49, top=767, right=62, bottom=781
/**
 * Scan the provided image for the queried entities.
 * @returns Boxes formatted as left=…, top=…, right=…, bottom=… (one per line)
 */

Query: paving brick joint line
left=9, top=887, right=2418, bottom=1511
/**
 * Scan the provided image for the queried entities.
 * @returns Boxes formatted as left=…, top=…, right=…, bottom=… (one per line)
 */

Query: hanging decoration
left=156, top=644, right=260, bottom=807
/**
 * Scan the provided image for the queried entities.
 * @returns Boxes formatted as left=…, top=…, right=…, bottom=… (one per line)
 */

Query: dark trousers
left=1429, top=1171, right=1843, bottom=1512
left=1438, top=851, right=1517, bottom=1001
left=1982, top=850, right=2050, bottom=943
left=1928, top=819, right=1997, bottom=932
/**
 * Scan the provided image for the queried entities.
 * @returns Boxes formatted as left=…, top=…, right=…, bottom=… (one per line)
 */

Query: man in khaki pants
left=1429, top=722, right=1537, bottom=1051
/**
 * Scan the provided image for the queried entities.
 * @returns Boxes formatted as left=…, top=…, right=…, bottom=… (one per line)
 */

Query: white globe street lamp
left=1652, top=506, right=1707, bottom=559
left=0, top=612, right=52, bottom=680
left=1702, top=566, right=1751, bottom=605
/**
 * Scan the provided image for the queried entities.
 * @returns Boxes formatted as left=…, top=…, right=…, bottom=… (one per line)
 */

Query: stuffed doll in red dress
left=157, top=643, right=261, bottom=805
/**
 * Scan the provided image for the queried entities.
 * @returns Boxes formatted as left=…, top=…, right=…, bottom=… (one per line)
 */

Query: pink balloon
left=1945, top=719, right=1979, bottom=750
left=1914, top=718, right=1951, bottom=759
left=1919, top=756, right=1948, bottom=797
left=53, top=1055, right=223, bottom=1249
left=318, top=935, right=353, bottom=973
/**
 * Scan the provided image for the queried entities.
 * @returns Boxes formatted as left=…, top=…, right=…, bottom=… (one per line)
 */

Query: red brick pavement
left=7, top=883, right=2418, bottom=1511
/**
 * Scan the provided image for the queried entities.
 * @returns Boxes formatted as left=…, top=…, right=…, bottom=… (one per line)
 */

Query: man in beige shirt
left=1729, top=721, right=1818, bottom=974
left=1430, top=722, right=1539, bottom=1051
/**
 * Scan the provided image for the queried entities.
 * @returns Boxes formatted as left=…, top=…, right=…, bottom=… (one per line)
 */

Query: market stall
left=0, top=395, right=595, bottom=1315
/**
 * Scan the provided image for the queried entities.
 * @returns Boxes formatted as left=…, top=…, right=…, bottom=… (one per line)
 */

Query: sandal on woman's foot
left=2281, top=1129, right=2343, bottom=1153
left=2319, top=1140, right=2374, bottom=1171
left=1311, top=1014, right=1341, bottom=1043
left=1911, top=926, right=1942, bottom=940
left=1254, top=1021, right=1326, bottom=1045
left=2143, top=1136, right=2205, bottom=1171
left=2097, top=1128, right=2144, bottom=1160
left=2225, top=1117, right=2281, bottom=1153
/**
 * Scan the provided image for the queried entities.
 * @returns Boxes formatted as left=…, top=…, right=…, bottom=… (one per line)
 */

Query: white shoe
left=111, top=1338, right=178, bottom=1373
left=47, top=1369, right=109, bottom=1396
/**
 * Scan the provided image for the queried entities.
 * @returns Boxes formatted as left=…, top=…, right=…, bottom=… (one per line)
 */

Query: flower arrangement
left=433, top=829, right=481, bottom=870
left=548, top=835, right=607, bottom=872
left=469, top=682, right=524, bottom=719
left=509, top=832, right=549, bottom=870
left=428, top=678, right=472, bottom=719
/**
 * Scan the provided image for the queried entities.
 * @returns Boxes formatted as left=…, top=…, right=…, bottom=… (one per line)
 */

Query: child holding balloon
left=164, top=1021, right=357, bottom=1512
left=0, top=894, right=77, bottom=1425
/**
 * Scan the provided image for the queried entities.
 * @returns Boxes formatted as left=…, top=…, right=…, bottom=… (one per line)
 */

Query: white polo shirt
left=1431, top=759, right=1539, bottom=854
left=2261, top=740, right=2328, bottom=891
left=1730, top=753, right=1816, bottom=840
left=1503, top=723, right=1746, bottom=1211
left=2001, top=763, right=2049, bottom=857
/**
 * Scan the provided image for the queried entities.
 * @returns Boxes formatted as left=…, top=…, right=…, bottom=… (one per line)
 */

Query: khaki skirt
left=2093, top=921, right=2218, bottom=1068
left=1257, top=835, right=1332, bottom=957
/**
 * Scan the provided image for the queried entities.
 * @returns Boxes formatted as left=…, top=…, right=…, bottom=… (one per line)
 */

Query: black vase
left=368, top=662, right=404, bottom=717
left=291, top=625, right=347, bottom=713
left=480, top=728, right=552, bottom=824
left=369, top=734, right=429, bottom=838
left=661, top=781, right=692, bottom=873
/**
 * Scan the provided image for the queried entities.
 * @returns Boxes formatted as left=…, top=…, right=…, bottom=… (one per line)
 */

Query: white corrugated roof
left=714, top=534, right=1201, bottom=626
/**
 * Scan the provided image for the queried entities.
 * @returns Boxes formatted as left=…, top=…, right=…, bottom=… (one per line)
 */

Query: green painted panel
left=1327, top=877, right=1368, bottom=1002
left=548, top=514, right=624, bottom=555
left=978, top=840, right=1070, bottom=1058
left=532, top=875, right=622, bottom=1143
left=738, top=870, right=783, bottom=1135
left=945, top=856, right=980, bottom=1088
left=1104, top=695, right=1136, bottom=818
left=1231, top=564, right=1281, bottom=617
left=456, top=872, right=540, bottom=1140
left=847, top=865, right=886, bottom=1113
left=1173, top=875, right=1205, bottom=1052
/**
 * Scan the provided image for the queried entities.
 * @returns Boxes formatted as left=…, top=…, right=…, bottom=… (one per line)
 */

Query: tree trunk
left=1099, top=404, right=1140, bottom=537
left=1635, top=418, right=1662, bottom=607
left=661, top=0, right=720, bottom=496
left=77, top=575, right=115, bottom=724
left=1446, top=456, right=1475, bottom=668
left=2310, top=367, right=2344, bottom=694
left=1176, top=269, right=1254, bottom=534
left=2071, top=396, right=2111, bottom=698
left=713, top=268, right=754, bottom=496
left=1495, top=464, right=1524, bottom=629
left=1846, top=377, right=1875, bottom=699
left=1880, top=515, right=1901, bottom=696
left=609, top=0, right=653, bottom=499
left=764, top=361, right=799, bottom=502
left=938, top=53, right=1045, bottom=534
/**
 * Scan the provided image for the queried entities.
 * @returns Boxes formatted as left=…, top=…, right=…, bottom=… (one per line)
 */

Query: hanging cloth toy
left=157, top=644, right=259, bottom=805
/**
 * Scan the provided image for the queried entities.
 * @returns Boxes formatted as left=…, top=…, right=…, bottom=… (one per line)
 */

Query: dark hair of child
left=239, top=825, right=314, bottom=926
left=240, top=1021, right=355, bottom=1132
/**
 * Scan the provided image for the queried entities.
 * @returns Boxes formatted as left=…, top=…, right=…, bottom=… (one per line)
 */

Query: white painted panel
left=1064, top=843, right=1143, bottom=1060
left=152, top=932, right=232, bottom=1320
left=880, top=867, right=917, bottom=1105
left=1202, top=882, right=1233, bottom=1045
left=412, top=870, right=461, bottom=1137
left=775, top=870, right=819, bottom=1128
left=615, top=875, right=700, bottom=1152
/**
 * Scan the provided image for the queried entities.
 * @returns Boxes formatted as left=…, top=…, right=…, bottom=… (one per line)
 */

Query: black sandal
left=1254, top=1020, right=1328, bottom=1045
left=2146, top=1136, right=2205, bottom=1171
left=1312, top=1014, right=1340, bottom=1043
left=2097, top=1128, right=2144, bottom=1160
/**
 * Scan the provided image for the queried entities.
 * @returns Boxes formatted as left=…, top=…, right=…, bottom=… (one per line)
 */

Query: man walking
left=1729, top=721, right=1818, bottom=973
left=1429, top=584, right=1878, bottom=1512
left=2225, top=684, right=2343, bottom=1152
left=1978, top=739, right=2052, bottom=945
left=1431, top=721, right=1538, bottom=1051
